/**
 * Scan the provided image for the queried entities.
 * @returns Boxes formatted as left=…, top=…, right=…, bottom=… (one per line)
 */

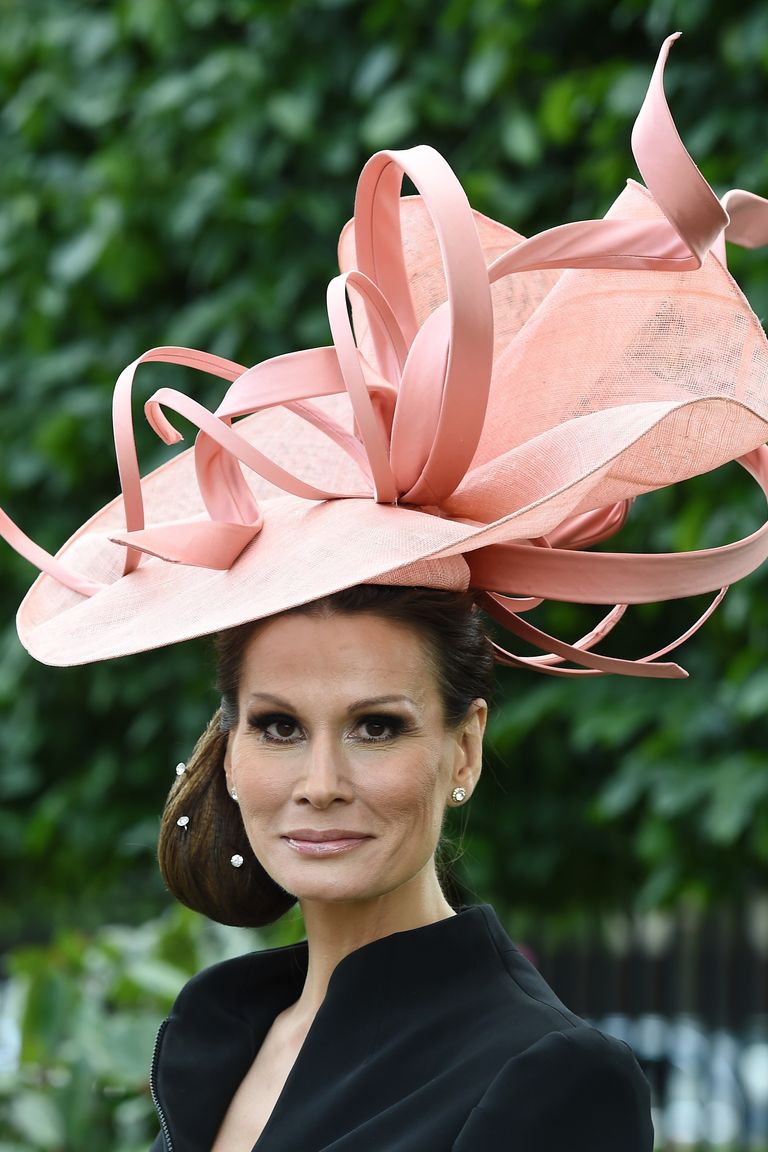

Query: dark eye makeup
left=356, top=714, right=409, bottom=742
left=247, top=713, right=301, bottom=743
left=246, top=711, right=411, bottom=744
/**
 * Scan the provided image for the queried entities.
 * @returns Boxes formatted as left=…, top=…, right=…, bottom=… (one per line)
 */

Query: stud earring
left=230, top=854, right=244, bottom=868
left=451, top=787, right=467, bottom=804
left=230, top=787, right=239, bottom=802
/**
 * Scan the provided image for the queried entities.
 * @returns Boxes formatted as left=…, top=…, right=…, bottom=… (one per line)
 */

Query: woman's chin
left=268, top=861, right=400, bottom=908
left=278, top=872, right=386, bottom=906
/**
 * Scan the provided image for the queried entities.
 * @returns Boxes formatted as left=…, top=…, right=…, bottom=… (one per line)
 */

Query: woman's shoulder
left=169, top=950, right=253, bottom=1010
left=452, top=1023, right=654, bottom=1151
left=457, top=905, right=585, bottom=1034
left=168, top=939, right=308, bottom=1020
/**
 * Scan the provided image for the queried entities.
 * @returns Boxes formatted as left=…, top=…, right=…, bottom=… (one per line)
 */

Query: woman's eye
left=250, top=714, right=301, bottom=742
left=270, top=718, right=298, bottom=740
left=357, top=715, right=404, bottom=742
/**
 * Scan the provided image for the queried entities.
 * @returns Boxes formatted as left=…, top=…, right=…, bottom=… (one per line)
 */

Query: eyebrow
left=245, top=692, right=419, bottom=711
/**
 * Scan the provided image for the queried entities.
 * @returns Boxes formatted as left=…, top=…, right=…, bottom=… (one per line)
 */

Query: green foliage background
left=1, top=0, right=768, bottom=1148
left=1, top=0, right=768, bottom=960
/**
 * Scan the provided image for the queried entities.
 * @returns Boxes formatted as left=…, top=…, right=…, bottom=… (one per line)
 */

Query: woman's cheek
left=378, top=754, right=446, bottom=828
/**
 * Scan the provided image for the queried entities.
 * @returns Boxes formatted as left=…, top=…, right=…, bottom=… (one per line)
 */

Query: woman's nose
left=293, top=736, right=352, bottom=807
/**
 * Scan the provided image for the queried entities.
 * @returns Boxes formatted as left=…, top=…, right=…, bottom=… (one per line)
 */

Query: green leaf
left=360, top=85, right=417, bottom=148
left=8, top=1092, right=63, bottom=1148
left=500, top=109, right=542, bottom=167
left=463, top=42, right=508, bottom=104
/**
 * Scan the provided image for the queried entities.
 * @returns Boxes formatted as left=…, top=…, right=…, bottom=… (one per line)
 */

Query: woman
left=4, top=34, right=768, bottom=1152
left=151, top=586, right=653, bottom=1151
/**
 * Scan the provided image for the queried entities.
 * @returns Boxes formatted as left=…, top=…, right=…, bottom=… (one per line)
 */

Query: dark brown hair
left=157, top=586, right=495, bottom=927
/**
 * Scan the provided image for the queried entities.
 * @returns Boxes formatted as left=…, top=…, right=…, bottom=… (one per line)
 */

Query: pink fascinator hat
left=5, top=35, right=768, bottom=678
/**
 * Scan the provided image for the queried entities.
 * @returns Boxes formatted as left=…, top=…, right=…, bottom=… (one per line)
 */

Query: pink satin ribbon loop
left=145, top=387, right=371, bottom=507
left=112, top=346, right=247, bottom=575
left=0, top=507, right=105, bottom=597
left=490, top=35, right=728, bottom=286
left=354, top=145, right=494, bottom=506
left=326, top=272, right=401, bottom=503
left=110, top=517, right=263, bottom=570
left=631, top=33, right=728, bottom=267
left=478, top=585, right=726, bottom=679
left=722, top=189, right=768, bottom=250
left=478, top=592, right=687, bottom=678
left=210, top=348, right=380, bottom=493
left=545, top=502, right=632, bottom=551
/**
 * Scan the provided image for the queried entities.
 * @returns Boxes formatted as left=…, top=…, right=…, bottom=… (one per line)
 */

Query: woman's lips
left=283, top=831, right=372, bottom=857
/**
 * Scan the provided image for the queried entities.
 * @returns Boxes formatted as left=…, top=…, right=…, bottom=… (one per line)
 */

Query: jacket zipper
left=150, top=1018, right=174, bottom=1152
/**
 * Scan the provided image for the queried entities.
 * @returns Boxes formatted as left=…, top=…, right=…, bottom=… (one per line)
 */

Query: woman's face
left=224, top=611, right=486, bottom=910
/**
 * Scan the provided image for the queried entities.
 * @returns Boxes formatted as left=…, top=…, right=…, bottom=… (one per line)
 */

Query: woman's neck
left=292, top=869, right=454, bottom=1022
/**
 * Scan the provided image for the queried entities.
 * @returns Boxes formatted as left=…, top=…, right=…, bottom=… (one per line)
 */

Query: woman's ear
left=223, top=735, right=235, bottom=797
left=450, top=698, right=487, bottom=801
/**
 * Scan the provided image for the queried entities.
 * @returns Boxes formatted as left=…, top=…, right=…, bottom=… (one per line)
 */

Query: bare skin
left=212, top=611, right=486, bottom=1151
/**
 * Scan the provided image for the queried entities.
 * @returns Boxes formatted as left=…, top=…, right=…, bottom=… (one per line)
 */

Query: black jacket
left=149, top=904, right=653, bottom=1151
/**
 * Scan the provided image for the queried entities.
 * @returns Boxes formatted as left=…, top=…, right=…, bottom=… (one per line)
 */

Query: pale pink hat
left=6, top=35, right=768, bottom=678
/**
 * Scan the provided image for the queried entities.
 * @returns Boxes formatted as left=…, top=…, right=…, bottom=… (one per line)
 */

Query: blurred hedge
left=0, top=905, right=304, bottom=1151
left=1, top=0, right=768, bottom=945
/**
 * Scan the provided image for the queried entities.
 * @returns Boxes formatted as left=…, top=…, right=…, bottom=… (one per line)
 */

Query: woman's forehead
left=238, top=611, right=438, bottom=701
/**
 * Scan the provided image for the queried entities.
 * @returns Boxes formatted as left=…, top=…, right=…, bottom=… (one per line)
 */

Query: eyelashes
left=356, top=715, right=410, bottom=742
left=246, top=711, right=411, bottom=745
left=250, top=714, right=299, bottom=743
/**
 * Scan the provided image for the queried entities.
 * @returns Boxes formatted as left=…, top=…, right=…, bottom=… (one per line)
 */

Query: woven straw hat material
left=7, top=34, right=768, bottom=676
left=19, top=498, right=474, bottom=664
left=474, top=186, right=765, bottom=451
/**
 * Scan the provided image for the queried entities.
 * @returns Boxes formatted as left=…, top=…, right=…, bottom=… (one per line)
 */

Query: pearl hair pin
left=175, top=762, right=186, bottom=776
left=176, top=815, right=190, bottom=829
left=231, top=854, right=244, bottom=868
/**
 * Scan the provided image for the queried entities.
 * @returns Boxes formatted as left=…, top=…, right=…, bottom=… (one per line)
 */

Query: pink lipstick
left=283, top=829, right=372, bottom=856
